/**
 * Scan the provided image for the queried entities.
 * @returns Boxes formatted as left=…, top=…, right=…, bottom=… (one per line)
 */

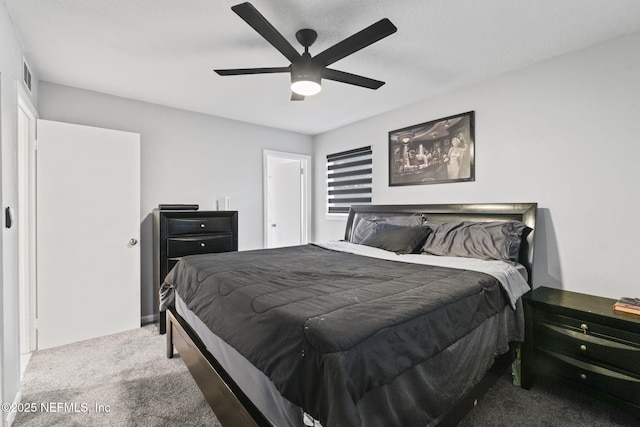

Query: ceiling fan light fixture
left=291, top=78, right=321, bottom=96
left=291, top=55, right=322, bottom=96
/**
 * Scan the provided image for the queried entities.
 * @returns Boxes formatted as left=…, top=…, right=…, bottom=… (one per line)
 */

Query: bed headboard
left=344, top=203, right=537, bottom=285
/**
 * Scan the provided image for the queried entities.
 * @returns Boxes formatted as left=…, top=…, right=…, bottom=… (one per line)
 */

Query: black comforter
left=162, top=244, right=508, bottom=426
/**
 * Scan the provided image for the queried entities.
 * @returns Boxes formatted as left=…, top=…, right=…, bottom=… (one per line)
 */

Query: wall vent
left=23, top=58, right=32, bottom=93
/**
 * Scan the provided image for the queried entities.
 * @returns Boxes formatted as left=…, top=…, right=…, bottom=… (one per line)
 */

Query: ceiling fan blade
left=322, top=68, right=385, bottom=89
left=215, top=67, right=290, bottom=76
left=291, top=92, right=305, bottom=101
left=314, top=18, right=397, bottom=67
left=231, top=2, right=301, bottom=63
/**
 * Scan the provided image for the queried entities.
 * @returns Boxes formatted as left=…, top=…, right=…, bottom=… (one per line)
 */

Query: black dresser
left=153, top=209, right=238, bottom=333
left=522, top=287, right=640, bottom=416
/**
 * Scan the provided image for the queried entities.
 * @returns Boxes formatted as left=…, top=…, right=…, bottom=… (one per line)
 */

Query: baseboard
left=140, top=313, right=158, bottom=326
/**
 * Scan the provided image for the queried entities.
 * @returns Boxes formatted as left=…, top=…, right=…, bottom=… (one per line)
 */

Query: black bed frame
left=166, top=202, right=537, bottom=427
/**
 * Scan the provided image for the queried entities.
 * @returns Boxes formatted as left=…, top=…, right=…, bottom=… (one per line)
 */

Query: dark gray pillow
left=350, top=214, right=424, bottom=243
left=360, top=223, right=431, bottom=254
left=422, top=221, right=527, bottom=261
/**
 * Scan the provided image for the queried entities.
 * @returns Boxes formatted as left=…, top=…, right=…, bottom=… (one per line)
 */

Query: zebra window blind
left=326, top=146, right=372, bottom=214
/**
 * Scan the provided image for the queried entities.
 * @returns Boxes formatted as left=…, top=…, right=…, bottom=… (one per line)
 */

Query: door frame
left=262, top=150, right=311, bottom=248
left=17, top=83, right=38, bottom=353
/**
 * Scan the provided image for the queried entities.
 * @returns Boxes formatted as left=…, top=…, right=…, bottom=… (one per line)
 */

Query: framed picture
left=389, top=111, right=475, bottom=186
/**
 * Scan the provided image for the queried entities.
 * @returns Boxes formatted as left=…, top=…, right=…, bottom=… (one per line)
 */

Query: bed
left=161, top=202, right=537, bottom=426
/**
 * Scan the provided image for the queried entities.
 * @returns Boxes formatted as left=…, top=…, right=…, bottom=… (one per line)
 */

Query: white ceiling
left=5, top=0, right=640, bottom=135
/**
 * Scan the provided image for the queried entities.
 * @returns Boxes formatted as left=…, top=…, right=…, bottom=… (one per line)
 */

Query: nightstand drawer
left=167, top=234, right=234, bottom=257
left=536, top=320, right=640, bottom=375
left=167, top=217, right=234, bottom=236
left=536, top=311, right=640, bottom=344
left=537, top=348, right=640, bottom=405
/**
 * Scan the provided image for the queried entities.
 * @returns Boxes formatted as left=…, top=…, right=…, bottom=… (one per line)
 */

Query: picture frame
left=389, top=111, right=475, bottom=186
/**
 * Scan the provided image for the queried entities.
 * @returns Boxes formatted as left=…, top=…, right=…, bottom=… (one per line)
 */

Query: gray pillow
left=422, top=221, right=527, bottom=261
left=360, top=223, right=431, bottom=254
left=350, top=214, right=424, bottom=243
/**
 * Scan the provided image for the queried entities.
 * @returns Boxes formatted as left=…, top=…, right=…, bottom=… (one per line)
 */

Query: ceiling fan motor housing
left=291, top=53, right=321, bottom=85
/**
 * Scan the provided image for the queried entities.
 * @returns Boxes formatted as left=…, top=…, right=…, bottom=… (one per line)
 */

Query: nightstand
left=522, top=287, right=640, bottom=416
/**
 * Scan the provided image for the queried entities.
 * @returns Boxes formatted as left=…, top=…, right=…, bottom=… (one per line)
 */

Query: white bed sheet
left=313, top=241, right=530, bottom=309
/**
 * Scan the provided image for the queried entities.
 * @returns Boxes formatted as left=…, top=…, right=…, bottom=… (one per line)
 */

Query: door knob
left=129, top=238, right=138, bottom=246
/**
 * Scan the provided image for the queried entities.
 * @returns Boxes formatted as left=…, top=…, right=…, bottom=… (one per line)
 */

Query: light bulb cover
left=291, top=80, right=321, bottom=96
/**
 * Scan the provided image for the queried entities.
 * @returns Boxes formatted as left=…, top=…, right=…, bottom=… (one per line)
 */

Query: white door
left=269, top=158, right=301, bottom=247
left=36, top=120, right=140, bottom=350
left=263, top=151, right=310, bottom=248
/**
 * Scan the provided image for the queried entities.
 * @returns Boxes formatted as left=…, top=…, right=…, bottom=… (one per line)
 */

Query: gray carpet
left=13, top=326, right=640, bottom=426
left=14, top=325, right=219, bottom=427
left=459, top=371, right=639, bottom=427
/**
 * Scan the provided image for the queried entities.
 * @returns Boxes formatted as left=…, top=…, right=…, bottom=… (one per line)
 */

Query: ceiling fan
left=214, top=2, right=397, bottom=100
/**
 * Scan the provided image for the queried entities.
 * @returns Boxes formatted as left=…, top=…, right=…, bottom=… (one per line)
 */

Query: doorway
left=263, top=150, right=311, bottom=248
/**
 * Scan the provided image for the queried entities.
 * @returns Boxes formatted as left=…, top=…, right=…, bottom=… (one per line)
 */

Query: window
left=326, top=146, right=372, bottom=214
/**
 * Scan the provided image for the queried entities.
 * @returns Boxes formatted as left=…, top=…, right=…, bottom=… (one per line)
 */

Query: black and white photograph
left=389, top=111, right=475, bottom=186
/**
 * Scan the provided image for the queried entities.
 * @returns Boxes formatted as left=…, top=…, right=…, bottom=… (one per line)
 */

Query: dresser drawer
left=167, top=234, right=234, bottom=257
left=536, top=348, right=640, bottom=405
left=166, top=217, right=234, bottom=236
left=165, top=259, right=179, bottom=277
left=535, top=320, right=640, bottom=376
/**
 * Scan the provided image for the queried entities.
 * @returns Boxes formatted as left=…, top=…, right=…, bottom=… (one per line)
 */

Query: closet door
left=36, top=119, right=140, bottom=349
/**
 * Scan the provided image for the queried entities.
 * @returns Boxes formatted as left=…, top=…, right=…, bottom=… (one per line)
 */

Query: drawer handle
left=580, top=323, right=588, bottom=334
left=200, top=242, right=206, bottom=247
left=579, top=373, right=587, bottom=380
left=200, top=223, right=206, bottom=228
left=580, top=344, right=587, bottom=351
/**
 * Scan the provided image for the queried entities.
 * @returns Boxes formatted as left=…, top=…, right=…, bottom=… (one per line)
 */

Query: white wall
left=37, top=82, right=313, bottom=321
left=313, top=31, right=640, bottom=300
left=0, top=1, right=39, bottom=424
